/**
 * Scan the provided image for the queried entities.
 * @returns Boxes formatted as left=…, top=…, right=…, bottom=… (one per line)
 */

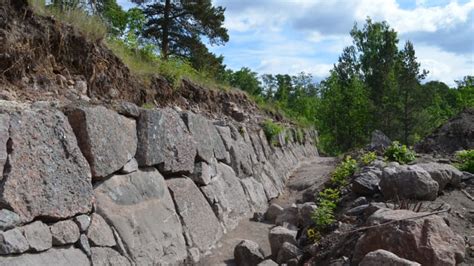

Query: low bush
left=384, top=141, right=416, bottom=164
left=311, top=188, right=341, bottom=230
left=262, top=120, right=284, bottom=145
left=360, top=151, right=377, bottom=165
left=330, top=156, right=357, bottom=186
left=455, top=149, right=474, bottom=173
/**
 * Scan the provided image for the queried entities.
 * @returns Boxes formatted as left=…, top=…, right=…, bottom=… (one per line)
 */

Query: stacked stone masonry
left=0, top=101, right=318, bottom=265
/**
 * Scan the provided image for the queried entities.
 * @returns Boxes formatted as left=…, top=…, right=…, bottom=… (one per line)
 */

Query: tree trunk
left=161, top=0, right=171, bottom=59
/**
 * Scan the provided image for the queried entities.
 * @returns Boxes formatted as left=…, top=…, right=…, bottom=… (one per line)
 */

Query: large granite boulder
left=0, top=228, right=29, bottom=254
left=0, top=247, right=89, bottom=266
left=87, top=214, right=116, bottom=247
left=0, top=109, right=93, bottom=223
left=50, top=220, right=80, bottom=245
left=215, top=125, right=254, bottom=177
left=240, top=177, right=268, bottom=213
left=166, top=177, right=223, bottom=252
left=368, top=130, right=391, bottom=152
left=415, top=108, right=473, bottom=155
left=353, top=209, right=465, bottom=265
left=352, top=167, right=382, bottom=196
left=94, top=169, right=187, bottom=265
left=379, top=165, right=439, bottom=200
left=0, top=210, right=21, bottom=231
left=268, top=226, right=297, bottom=258
left=200, top=163, right=250, bottom=231
left=66, top=105, right=137, bottom=179
left=360, top=249, right=421, bottom=266
left=182, top=112, right=228, bottom=163
left=91, top=247, right=131, bottom=266
left=417, top=162, right=463, bottom=190
left=21, top=221, right=52, bottom=252
left=136, top=108, right=196, bottom=174
left=234, top=240, right=265, bottom=266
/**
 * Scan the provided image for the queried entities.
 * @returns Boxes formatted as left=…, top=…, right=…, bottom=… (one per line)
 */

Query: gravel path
left=200, top=157, right=337, bottom=265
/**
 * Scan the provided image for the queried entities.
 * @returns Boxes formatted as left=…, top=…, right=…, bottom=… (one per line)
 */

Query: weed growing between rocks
left=262, top=119, right=285, bottom=146
left=384, top=141, right=416, bottom=164
left=330, top=156, right=358, bottom=187
left=455, top=149, right=474, bottom=173
left=360, top=151, right=377, bottom=166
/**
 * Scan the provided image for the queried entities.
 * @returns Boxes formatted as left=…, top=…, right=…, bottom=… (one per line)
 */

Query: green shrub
left=311, top=188, right=341, bottom=230
left=455, top=150, right=474, bottom=173
left=360, top=151, right=377, bottom=165
left=330, top=156, right=357, bottom=186
left=384, top=141, right=416, bottom=164
left=262, top=120, right=284, bottom=145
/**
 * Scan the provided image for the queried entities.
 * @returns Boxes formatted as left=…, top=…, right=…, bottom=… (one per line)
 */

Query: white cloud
left=416, top=44, right=474, bottom=85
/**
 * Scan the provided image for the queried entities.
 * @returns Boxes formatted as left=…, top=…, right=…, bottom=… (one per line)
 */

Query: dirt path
left=200, top=157, right=337, bottom=265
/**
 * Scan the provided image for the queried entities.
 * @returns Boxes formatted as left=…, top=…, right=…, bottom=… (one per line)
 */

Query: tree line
left=43, top=1, right=473, bottom=154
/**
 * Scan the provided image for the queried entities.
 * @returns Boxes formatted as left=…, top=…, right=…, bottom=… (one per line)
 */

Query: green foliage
left=384, top=141, right=416, bottom=164
left=360, top=151, right=377, bottom=165
left=330, top=156, right=357, bottom=186
left=227, top=67, right=262, bottom=96
left=311, top=188, right=341, bottom=230
left=262, top=120, right=284, bottom=145
left=136, top=0, right=228, bottom=60
left=455, top=150, right=474, bottom=173
left=306, top=228, right=321, bottom=244
left=29, top=0, right=107, bottom=41
left=141, top=103, right=155, bottom=109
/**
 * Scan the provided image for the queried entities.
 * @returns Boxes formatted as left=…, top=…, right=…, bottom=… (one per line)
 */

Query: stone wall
left=0, top=101, right=318, bottom=265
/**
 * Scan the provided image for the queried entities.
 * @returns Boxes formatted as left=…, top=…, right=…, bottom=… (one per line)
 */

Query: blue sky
left=118, top=0, right=474, bottom=86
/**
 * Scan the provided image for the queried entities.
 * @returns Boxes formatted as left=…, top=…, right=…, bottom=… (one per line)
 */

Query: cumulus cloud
left=211, top=0, right=473, bottom=84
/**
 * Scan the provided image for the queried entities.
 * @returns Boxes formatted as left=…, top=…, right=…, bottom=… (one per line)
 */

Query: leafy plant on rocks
left=455, top=149, right=474, bottom=173
left=262, top=119, right=284, bottom=146
left=384, top=141, right=416, bottom=164
left=360, top=151, right=377, bottom=165
left=311, top=188, right=341, bottom=230
left=330, top=156, right=358, bottom=186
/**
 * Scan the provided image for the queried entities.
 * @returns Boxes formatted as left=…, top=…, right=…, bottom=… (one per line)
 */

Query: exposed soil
left=200, top=157, right=337, bottom=265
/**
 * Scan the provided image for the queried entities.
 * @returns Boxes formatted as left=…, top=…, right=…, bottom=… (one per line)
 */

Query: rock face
left=352, top=168, right=382, bottom=196
left=240, top=177, right=269, bottom=213
left=87, top=214, right=116, bottom=247
left=417, top=162, right=463, bottom=190
left=368, top=130, right=391, bottom=152
left=234, top=240, right=265, bottom=266
left=0, top=247, right=89, bottom=266
left=136, top=108, right=197, bottom=174
left=91, top=247, right=131, bottom=266
left=94, top=169, right=187, bottom=265
left=0, top=228, right=29, bottom=254
left=0, top=109, right=93, bottom=223
left=66, top=105, right=137, bottom=179
left=379, top=165, right=439, bottom=200
left=50, top=220, right=80, bottom=245
left=415, top=108, right=474, bottom=155
left=201, top=163, right=250, bottom=230
left=353, top=209, right=465, bottom=265
left=166, top=177, right=223, bottom=252
left=182, top=112, right=228, bottom=163
left=21, top=221, right=52, bottom=252
left=0, top=210, right=21, bottom=231
left=268, top=226, right=297, bottom=258
left=360, top=249, right=421, bottom=266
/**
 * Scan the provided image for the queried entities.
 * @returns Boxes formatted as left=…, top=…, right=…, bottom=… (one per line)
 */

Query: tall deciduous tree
left=133, top=0, right=229, bottom=60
